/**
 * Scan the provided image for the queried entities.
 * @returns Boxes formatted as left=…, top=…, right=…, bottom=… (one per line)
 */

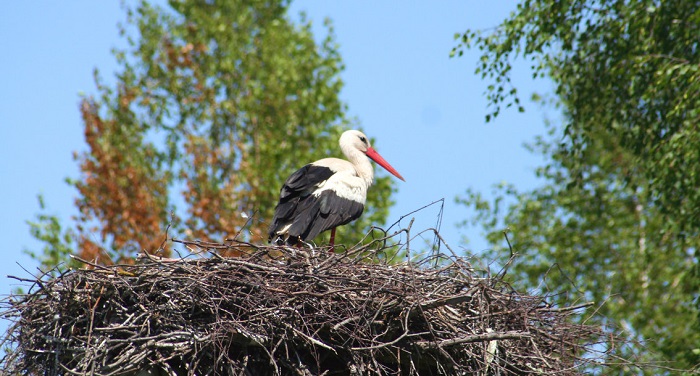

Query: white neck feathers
left=341, top=143, right=374, bottom=188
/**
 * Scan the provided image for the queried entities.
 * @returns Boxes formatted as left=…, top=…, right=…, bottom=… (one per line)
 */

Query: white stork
left=268, top=130, right=405, bottom=248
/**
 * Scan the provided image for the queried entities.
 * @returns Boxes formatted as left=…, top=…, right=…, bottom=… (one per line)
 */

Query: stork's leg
left=329, top=227, right=336, bottom=253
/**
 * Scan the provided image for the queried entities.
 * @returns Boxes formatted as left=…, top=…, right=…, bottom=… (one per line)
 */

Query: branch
left=416, top=331, right=532, bottom=349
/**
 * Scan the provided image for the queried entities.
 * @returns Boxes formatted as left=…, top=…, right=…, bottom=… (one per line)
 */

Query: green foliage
left=24, top=195, right=79, bottom=277
left=454, top=0, right=700, bottom=231
left=29, top=0, right=398, bottom=262
left=458, top=123, right=699, bottom=371
left=454, top=0, right=700, bottom=372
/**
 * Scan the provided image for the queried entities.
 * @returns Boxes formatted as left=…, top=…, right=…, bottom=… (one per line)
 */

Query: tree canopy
left=29, top=0, right=397, bottom=268
left=453, top=0, right=700, bottom=372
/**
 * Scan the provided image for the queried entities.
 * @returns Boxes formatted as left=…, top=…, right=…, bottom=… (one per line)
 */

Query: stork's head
left=339, top=130, right=371, bottom=154
left=339, top=130, right=405, bottom=182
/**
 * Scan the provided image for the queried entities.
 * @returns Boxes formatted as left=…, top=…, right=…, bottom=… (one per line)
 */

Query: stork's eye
left=359, top=136, right=367, bottom=143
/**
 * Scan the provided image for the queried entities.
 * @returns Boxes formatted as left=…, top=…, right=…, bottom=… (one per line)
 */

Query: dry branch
left=2, top=237, right=604, bottom=375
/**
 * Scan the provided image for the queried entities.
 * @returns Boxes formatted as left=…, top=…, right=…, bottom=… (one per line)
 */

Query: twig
left=416, top=331, right=532, bottom=349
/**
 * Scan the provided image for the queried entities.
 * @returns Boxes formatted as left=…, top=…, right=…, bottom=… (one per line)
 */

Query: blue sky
left=0, top=1, right=552, bottom=321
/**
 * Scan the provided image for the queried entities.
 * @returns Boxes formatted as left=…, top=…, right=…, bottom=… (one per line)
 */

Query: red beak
left=366, top=147, right=405, bottom=182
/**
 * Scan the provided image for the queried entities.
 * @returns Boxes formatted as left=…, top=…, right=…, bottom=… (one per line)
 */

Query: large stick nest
left=2, top=237, right=602, bottom=375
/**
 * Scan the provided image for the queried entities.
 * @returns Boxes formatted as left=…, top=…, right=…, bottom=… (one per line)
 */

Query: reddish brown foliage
left=74, top=99, right=171, bottom=261
left=181, top=134, right=253, bottom=257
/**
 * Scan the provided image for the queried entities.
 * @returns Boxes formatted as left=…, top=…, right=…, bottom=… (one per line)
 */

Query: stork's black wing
left=268, top=164, right=335, bottom=243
